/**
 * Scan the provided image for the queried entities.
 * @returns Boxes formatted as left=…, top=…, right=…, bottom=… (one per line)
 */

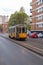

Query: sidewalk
left=0, top=33, right=43, bottom=56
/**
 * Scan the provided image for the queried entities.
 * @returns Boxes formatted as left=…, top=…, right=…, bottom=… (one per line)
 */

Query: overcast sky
left=0, top=0, right=32, bottom=16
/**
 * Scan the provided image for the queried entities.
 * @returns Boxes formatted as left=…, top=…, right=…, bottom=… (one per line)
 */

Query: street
left=24, top=37, right=43, bottom=49
left=0, top=33, right=43, bottom=56
left=0, top=36, right=43, bottom=65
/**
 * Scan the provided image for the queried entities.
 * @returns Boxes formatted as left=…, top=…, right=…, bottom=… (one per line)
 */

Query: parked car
left=27, top=30, right=31, bottom=36
left=29, top=32, right=38, bottom=38
left=38, top=33, right=43, bottom=38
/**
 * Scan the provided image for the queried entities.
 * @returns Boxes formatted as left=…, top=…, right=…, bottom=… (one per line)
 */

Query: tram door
left=16, top=27, right=21, bottom=39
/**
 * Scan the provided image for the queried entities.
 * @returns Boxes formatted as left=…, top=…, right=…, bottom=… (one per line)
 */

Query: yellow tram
left=9, top=24, right=27, bottom=40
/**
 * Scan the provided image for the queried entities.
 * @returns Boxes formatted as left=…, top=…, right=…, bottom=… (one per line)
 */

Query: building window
left=37, top=24, right=38, bottom=27
left=42, top=0, right=43, bottom=2
left=38, top=0, right=41, bottom=5
left=37, top=0, right=43, bottom=5
left=38, top=24, right=42, bottom=28
left=38, top=8, right=41, bottom=12
left=42, top=15, right=43, bottom=19
left=42, top=24, right=43, bottom=26
left=37, top=7, right=43, bottom=13
left=39, top=16, right=41, bottom=20
left=36, top=23, right=43, bottom=28
left=36, top=15, right=43, bottom=21
left=41, top=7, right=43, bottom=11
left=36, top=17, right=38, bottom=20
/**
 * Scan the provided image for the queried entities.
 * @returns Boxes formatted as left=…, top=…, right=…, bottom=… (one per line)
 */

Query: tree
left=8, top=11, right=31, bottom=30
left=8, top=12, right=17, bottom=26
left=8, top=10, right=29, bottom=27
left=27, top=24, right=31, bottom=30
left=20, top=7, right=25, bottom=12
left=0, top=25, right=2, bottom=32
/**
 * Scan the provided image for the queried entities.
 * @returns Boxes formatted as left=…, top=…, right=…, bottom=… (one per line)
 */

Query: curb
left=0, top=35, right=43, bottom=57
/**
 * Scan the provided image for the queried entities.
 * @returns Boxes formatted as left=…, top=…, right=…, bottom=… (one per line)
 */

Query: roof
left=9, top=24, right=26, bottom=29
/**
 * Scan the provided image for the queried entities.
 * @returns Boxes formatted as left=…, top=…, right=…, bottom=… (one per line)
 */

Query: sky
left=0, top=0, right=32, bottom=16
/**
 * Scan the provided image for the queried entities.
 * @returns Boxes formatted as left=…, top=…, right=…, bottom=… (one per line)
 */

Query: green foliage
left=25, top=23, right=31, bottom=30
left=0, top=25, right=2, bottom=31
left=27, top=24, right=31, bottom=30
left=20, top=7, right=25, bottom=12
left=8, top=7, right=29, bottom=27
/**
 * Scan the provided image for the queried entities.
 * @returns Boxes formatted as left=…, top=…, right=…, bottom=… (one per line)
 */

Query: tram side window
left=10, top=29, right=13, bottom=32
left=16, top=27, right=21, bottom=33
left=19, top=28, right=21, bottom=33
left=22, top=27, right=25, bottom=33
left=13, top=28, right=15, bottom=32
left=9, top=28, right=13, bottom=33
left=16, top=28, right=19, bottom=33
left=25, top=28, right=27, bottom=33
left=9, top=29, right=11, bottom=33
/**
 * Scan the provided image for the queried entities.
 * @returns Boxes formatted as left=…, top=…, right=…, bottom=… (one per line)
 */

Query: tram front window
left=22, top=27, right=27, bottom=33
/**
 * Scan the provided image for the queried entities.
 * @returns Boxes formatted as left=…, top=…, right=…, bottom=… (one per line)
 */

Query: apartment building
left=0, top=15, right=8, bottom=33
left=30, top=0, right=43, bottom=31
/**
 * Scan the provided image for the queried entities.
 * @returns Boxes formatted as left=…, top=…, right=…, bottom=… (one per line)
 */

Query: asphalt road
left=0, top=33, right=43, bottom=50
left=0, top=36, right=43, bottom=65
left=24, top=37, right=43, bottom=49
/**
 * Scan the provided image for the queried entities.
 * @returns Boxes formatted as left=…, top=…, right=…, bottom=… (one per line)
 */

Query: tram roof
left=9, top=24, right=26, bottom=29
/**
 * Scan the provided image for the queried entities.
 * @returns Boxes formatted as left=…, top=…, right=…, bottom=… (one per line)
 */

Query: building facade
left=30, top=0, right=43, bottom=31
left=0, top=15, right=8, bottom=33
